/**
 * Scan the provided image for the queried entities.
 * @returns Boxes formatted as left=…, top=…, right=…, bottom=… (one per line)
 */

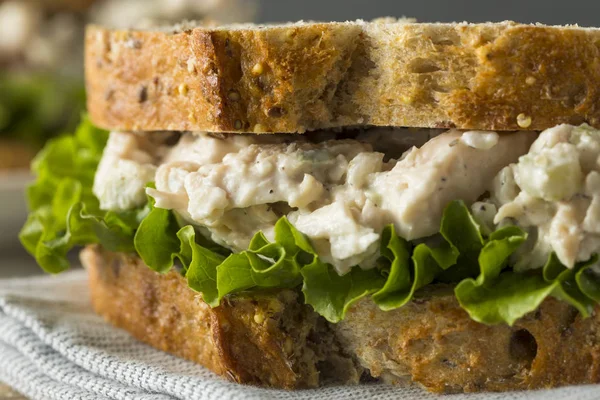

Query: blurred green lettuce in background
left=0, top=71, right=85, bottom=149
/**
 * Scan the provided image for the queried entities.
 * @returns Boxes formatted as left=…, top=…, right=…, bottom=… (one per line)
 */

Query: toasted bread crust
left=87, top=21, right=600, bottom=133
left=85, top=23, right=361, bottom=133
left=85, top=246, right=600, bottom=393
left=337, top=288, right=600, bottom=393
left=83, top=246, right=361, bottom=389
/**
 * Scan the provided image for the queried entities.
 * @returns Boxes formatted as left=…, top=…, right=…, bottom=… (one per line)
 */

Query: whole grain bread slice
left=337, top=288, right=600, bottom=393
left=84, top=245, right=600, bottom=393
left=83, top=245, right=362, bottom=389
left=86, top=19, right=600, bottom=133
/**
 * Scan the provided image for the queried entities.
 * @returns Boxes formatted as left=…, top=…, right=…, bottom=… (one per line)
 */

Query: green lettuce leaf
left=544, top=254, right=597, bottom=317
left=440, top=200, right=484, bottom=256
left=301, top=258, right=385, bottom=323
left=132, top=192, right=227, bottom=306
left=181, top=226, right=225, bottom=306
left=134, top=196, right=180, bottom=273
left=454, top=228, right=600, bottom=325
left=370, top=225, right=412, bottom=309
left=454, top=226, right=531, bottom=325
left=436, top=200, right=483, bottom=282
left=19, top=117, right=141, bottom=273
left=370, top=224, right=454, bottom=310
left=456, top=272, right=554, bottom=326
left=0, top=72, right=85, bottom=147
left=217, top=218, right=310, bottom=300
left=370, top=201, right=474, bottom=311
left=577, top=265, right=600, bottom=303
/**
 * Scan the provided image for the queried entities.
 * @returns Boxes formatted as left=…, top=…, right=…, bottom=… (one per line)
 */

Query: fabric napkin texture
left=0, top=271, right=599, bottom=400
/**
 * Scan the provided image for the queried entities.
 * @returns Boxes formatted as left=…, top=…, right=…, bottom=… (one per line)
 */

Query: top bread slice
left=86, top=19, right=600, bottom=133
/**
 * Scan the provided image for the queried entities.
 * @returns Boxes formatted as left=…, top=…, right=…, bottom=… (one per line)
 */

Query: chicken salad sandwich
left=20, top=19, right=600, bottom=393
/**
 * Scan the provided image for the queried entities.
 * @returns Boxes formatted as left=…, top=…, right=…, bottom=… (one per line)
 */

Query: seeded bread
left=84, top=245, right=600, bottom=393
left=338, top=288, right=600, bottom=393
left=86, top=19, right=600, bottom=133
left=83, top=246, right=362, bottom=389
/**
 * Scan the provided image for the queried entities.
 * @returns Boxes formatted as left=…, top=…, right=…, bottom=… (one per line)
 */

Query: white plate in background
left=0, top=171, right=32, bottom=248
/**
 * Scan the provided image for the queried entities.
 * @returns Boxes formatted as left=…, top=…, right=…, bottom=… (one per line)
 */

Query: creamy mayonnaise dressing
left=485, top=124, right=600, bottom=270
left=93, top=132, right=161, bottom=211
left=94, top=128, right=534, bottom=273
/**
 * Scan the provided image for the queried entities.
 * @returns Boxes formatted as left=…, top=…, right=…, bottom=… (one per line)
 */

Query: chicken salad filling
left=93, top=128, right=535, bottom=273
left=20, top=118, right=600, bottom=325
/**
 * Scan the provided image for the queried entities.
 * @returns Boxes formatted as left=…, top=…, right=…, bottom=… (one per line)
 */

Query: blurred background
left=0, top=0, right=598, bottom=277
left=257, top=0, right=600, bottom=26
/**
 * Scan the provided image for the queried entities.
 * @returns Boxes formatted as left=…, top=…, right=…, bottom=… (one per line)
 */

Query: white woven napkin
left=0, top=270, right=599, bottom=400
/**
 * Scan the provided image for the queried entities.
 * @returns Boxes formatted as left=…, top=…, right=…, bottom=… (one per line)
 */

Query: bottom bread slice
left=338, top=288, right=600, bottom=393
left=83, top=245, right=362, bottom=389
left=83, top=245, right=600, bottom=393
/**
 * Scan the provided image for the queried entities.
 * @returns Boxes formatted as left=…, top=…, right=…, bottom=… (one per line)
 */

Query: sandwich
left=20, top=19, right=600, bottom=393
